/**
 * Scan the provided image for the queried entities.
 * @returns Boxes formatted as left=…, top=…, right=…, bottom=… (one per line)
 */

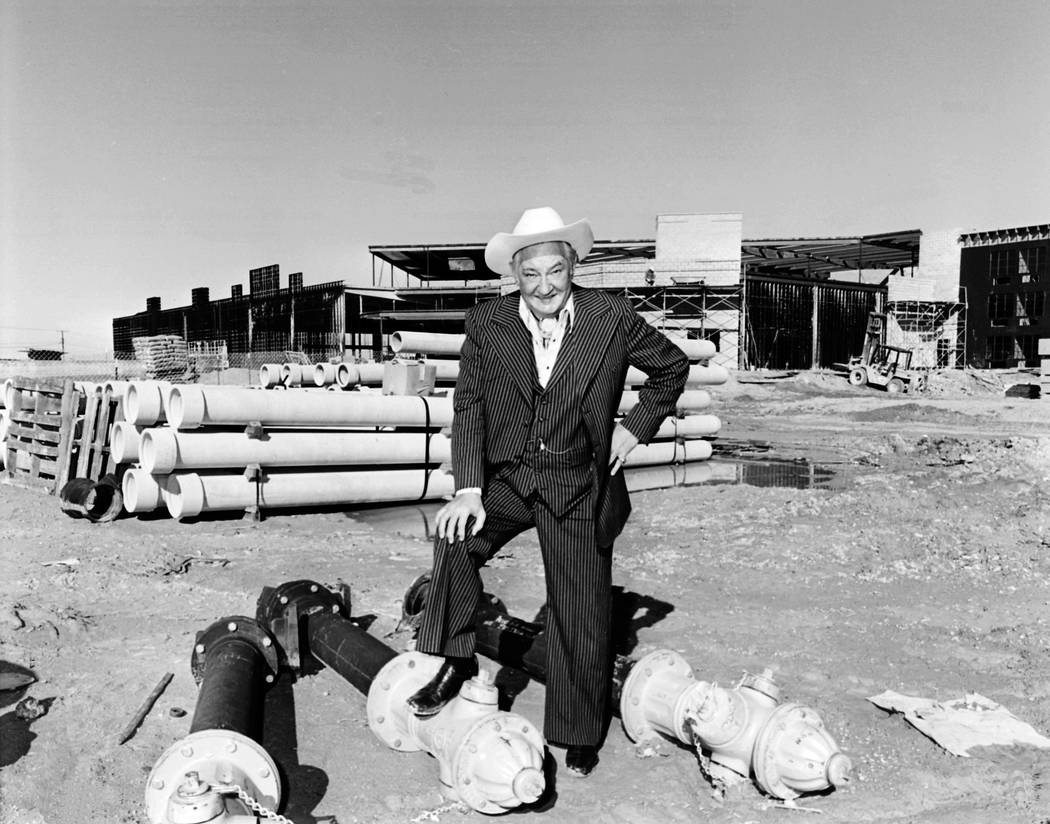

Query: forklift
left=846, top=313, right=926, bottom=394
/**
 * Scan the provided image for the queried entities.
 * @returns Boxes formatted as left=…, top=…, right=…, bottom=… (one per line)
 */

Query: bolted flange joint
left=256, top=580, right=349, bottom=673
left=190, top=616, right=279, bottom=685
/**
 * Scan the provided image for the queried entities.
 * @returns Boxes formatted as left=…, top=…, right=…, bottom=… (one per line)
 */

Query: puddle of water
left=350, top=448, right=849, bottom=540
left=704, top=458, right=841, bottom=490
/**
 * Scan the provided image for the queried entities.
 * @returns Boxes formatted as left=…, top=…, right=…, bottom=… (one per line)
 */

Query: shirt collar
left=518, top=292, right=575, bottom=335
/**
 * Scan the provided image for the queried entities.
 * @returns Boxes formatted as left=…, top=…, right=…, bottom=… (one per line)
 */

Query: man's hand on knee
left=437, top=491, right=486, bottom=542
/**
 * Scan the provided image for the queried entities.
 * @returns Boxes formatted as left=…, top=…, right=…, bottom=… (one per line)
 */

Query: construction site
left=2, top=215, right=1050, bottom=824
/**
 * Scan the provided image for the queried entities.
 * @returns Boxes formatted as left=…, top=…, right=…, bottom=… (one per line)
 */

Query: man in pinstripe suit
left=408, top=207, right=689, bottom=777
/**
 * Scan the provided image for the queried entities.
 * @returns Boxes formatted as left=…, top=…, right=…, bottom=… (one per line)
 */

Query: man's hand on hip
left=609, top=422, right=640, bottom=475
left=437, top=491, right=486, bottom=542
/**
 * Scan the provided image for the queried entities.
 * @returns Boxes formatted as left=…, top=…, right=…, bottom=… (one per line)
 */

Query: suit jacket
left=452, top=286, right=690, bottom=547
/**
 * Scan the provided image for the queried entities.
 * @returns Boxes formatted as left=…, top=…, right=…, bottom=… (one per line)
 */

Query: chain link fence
left=0, top=344, right=391, bottom=390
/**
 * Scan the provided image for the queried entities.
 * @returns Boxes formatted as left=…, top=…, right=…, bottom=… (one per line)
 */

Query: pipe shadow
left=0, top=710, right=37, bottom=768
left=262, top=671, right=334, bottom=824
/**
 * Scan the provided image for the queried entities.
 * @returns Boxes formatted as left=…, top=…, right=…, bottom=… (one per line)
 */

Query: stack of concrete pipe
left=259, top=331, right=728, bottom=394
left=107, top=353, right=722, bottom=521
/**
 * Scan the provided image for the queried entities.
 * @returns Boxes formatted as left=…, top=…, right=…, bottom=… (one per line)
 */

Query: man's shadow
left=489, top=585, right=675, bottom=711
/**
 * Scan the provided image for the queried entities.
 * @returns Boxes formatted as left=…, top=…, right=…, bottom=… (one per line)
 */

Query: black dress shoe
left=406, top=656, right=478, bottom=717
left=565, top=745, right=599, bottom=778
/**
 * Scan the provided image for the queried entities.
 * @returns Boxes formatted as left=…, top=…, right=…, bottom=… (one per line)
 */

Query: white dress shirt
left=518, top=294, right=575, bottom=389
left=455, top=295, right=576, bottom=497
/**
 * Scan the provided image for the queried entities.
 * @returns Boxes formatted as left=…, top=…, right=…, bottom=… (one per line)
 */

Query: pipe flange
left=401, top=573, right=508, bottom=631
left=191, top=616, right=279, bottom=684
left=256, top=580, right=348, bottom=672
left=619, top=649, right=695, bottom=743
left=144, top=729, right=280, bottom=824
left=400, top=573, right=432, bottom=629
left=752, top=702, right=851, bottom=800
left=452, top=711, right=546, bottom=814
left=256, top=580, right=347, bottom=627
left=367, top=651, right=440, bottom=752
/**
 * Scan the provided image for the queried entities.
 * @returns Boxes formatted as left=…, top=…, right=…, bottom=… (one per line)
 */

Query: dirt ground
left=2, top=368, right=1049, bottom=824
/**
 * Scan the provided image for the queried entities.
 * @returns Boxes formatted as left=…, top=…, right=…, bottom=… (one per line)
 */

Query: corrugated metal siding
left=745, top=278, right=882, bottom=369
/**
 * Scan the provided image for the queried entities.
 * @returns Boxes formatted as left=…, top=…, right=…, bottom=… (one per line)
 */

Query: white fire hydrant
left=366, top=652, right=546, bottom=814
left=619, top=650, right=852, bottom=800
left=145, top=730, right=282, bottom=824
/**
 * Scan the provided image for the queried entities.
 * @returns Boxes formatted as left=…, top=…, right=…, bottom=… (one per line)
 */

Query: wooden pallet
left=3, top=379, right=78, bottom=493
left=73, top=386, right=123, bottom=482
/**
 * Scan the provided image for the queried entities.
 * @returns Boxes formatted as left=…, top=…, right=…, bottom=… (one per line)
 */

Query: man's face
left=513, top=242, right=574, bottom=319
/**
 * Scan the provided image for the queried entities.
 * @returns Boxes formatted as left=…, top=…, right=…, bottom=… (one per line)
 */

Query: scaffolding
left=606, top=283, right=742, bottom=369
left=885, top=294, right=967, bottom=368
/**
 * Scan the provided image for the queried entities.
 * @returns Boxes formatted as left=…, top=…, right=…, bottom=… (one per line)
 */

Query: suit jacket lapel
left=489, top=296, right=537, bottom=403
left=547, top=287, right=617, bottom=394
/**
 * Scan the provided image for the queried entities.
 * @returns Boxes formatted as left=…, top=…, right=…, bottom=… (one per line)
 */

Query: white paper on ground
left=868, top=689, right=1050, bottom=757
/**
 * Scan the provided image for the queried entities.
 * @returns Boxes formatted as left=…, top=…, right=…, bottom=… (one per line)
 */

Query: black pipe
left=188, top=616, right=279, bottom=738
left=401, top=574, right=635, bottom=707
left=257, top=580, right=397, bottom=695
left=307, top=610, right=397, bottom=694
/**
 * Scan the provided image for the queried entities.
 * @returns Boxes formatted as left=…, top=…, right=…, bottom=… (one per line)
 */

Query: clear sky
left=3, top=0, right=1049, bottom=355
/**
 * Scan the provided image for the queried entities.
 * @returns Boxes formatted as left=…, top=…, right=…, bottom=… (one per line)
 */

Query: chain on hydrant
left=366, top=651, right=546, bottom=814
left=619, top=650, right=852, bottom=800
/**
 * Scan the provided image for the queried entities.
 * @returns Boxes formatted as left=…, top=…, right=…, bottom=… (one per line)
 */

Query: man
left=408, top=207, right=689, bottom=778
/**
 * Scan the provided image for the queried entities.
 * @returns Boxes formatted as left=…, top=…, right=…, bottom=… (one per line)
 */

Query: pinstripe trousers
left=416, top=476, right=614, bottom=746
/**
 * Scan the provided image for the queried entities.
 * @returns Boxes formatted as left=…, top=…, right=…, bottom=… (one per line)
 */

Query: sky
left=3, top=0, right=1049, bottom=355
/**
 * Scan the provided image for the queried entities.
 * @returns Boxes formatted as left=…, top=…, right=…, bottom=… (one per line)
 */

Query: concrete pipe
left=626, top=363, right=728, bottom=387
left=652, top=414, right=721, bottom=440
left=346, top=361, right=457, bottom=387
left=1, top=377, right=12, bottom=410
left=102, top=380, right=130, bottom=398
left=391, top=331, right=465, bottom=357
left=258, top=363, right=283, bottom=389
left=673, top=339, right=717, bottom=361
left=629, top=438, right=712, bottom=466
left=145, top=617, right=281, bottom=824
left=166, top=468, right=456, bottom=519
left=122, top=468, right=175, bottom=513
left=619, top=389, right=711, bottom=415
left=257, top=580, right=545, bottom=815
left=334, top=362, right=360, bottom=389
left=124, top=381, right=172, bottom=426
left=280, top=363, right=307, bottom=387
left=313, top=362, right=338, bottom=387
left=168, top=385, right=455, bottom=430
left=141, top=429, right=453, bottom=474
left=111, top=421, right=146, bottom=464
left=334, top=362, right=387, bottom=390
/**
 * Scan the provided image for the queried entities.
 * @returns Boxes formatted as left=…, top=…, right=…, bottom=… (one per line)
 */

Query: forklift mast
left=861, top=313, right=887, bottom=366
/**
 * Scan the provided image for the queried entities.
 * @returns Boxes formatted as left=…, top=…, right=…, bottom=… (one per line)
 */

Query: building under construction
left=112, top=216, right=1048, bottom=371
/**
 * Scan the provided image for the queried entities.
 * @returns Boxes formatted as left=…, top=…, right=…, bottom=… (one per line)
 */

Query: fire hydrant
left=145, top=617, right=282, bottom=824
left=366, top=651, right=546, bottom=814
left=619, top=650, right=852, bottom=800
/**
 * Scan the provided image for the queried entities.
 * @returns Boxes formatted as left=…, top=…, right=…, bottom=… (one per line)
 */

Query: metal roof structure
left=370, top=230, right=920, bottom=283
left=958, top=224, right=1050, bottom=247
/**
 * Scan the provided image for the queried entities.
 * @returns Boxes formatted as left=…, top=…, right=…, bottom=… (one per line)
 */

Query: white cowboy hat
left=484, top=207, right=594, bottom=276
